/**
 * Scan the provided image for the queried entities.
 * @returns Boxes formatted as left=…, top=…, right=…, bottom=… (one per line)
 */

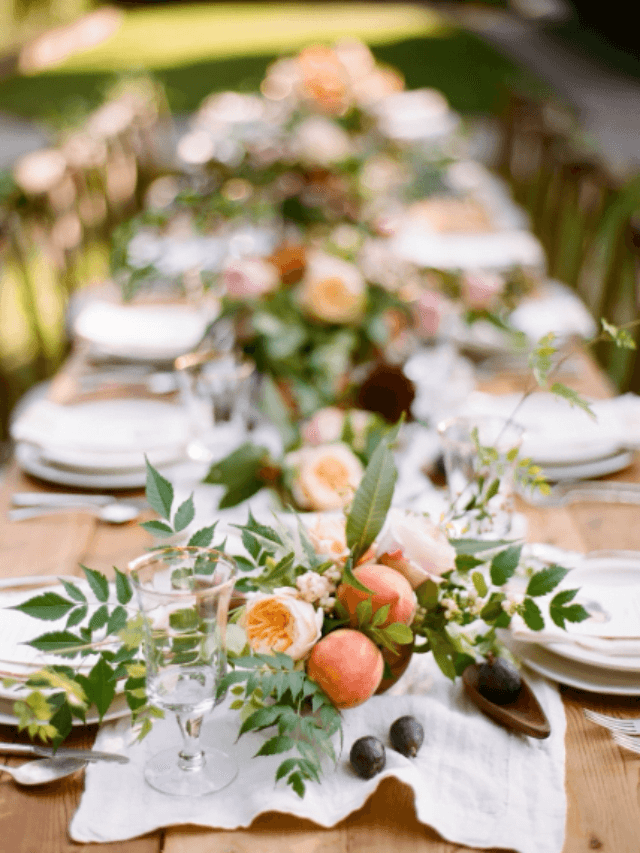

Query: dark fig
left=389, top=715, right=424, bottom=757
left=349, top=735, right=386, bottom=779
left=476, top=655, right=522, bottom=705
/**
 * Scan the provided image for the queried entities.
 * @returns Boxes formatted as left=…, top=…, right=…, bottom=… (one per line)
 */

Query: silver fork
left=612, top=732, right=640, bottom=754
left=583, top=709, right=640, bottom=734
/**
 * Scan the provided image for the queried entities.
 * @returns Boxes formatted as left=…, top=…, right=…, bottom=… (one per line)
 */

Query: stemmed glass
left=127, top=546, right=238, bottom=795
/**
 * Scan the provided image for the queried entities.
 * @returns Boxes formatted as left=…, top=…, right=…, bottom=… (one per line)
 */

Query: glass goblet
left=127, top=546, right=238, bottom=796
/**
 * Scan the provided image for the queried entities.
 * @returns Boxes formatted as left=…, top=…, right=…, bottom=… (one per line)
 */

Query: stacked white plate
left=11, top=396, right=192, bottom=489
left=72, top=299, right=217, bottom=363
left=457, top=391, right=640, bottom=481
left=504, top=551, right=640, bottom=695
left=0, top=576, right=131, bottom=725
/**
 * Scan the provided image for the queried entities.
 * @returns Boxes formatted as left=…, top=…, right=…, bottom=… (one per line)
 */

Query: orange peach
left=337, top=563, right=417, bottom=628
left=306, top=628, right=384, bottom=709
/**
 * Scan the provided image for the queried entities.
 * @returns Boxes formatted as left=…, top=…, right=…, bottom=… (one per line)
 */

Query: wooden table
left=1, top=352, right=640, bottom=853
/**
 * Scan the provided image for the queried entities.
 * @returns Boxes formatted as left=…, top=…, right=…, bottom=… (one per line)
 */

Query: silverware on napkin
left=0, top=742, right=129, bottom=763
left=523, top=480, right=640, bottom=508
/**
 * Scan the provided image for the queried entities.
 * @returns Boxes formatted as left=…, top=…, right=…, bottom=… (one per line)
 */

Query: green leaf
left=58, top=579, right=86, bottom=603
left=107, top=605, right=128, bottom=635
left=450, top=538, right=512, bottom=555
left=526, top=565, right=569, bottom=597
left=114, top=569, right=133, bottom=605
left=521, top=598, right=544, bottom=631
left=382, top=622, right=414, bottom=644
left=145, top=457, right=174, bottom=520
left=88, top=604, right=109, bottom=632
left=455, top=554, right=484, bottom=573
left=81, top=566, right=110, bottom=603
left=472, top=571, right=488, bottom=597
left=490, top=545, right=522, bottom=586
left=355, top=598, right=373, bottom=627
left=426, top=629, right=456, bottom=680
left=27, top=631, right=85, bottom=655
left=255, top=735, right=295, bottom=757
left=12, top=592, right=75, bottom=622
left=173, top=495, right=195, bottom=532
left=50, top=701, right=73, bottom=749
left=78, top=658, right=116, bottom=720
left=239, top=705, right=281, bottom=736
left=289, top=771, right=305, bottom=798
left=550, top=588, right=579, bottom=606
left=187, top=524, right=217, bottom=547
left=371, top=603, right=391, bottom=627
left=480, top=593, right=505, bottom=622
left=415, top=578, right=439, bottom=609
left=275, top=757, right=300, bottom=782
left=140, top=520, right=175, bottom=537
left=66, top=605, right=88, bottom=628
left=346, top=425, right=399, bottom=563
left=549, top=383, right=595, bottom=420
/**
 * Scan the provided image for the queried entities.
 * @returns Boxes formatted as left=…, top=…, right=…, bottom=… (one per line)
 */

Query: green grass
left=0, top=2, right=543, bottom=123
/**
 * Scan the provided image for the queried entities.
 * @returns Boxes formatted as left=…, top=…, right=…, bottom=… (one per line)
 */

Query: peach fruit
left=306, top=628, right=384, bottom=709
left=336, top=563, right=417, bottom=628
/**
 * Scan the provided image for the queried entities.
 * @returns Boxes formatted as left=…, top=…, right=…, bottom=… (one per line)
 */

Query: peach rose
left=242, top=590, right=323, bottom=660
left=298, top=44, right=349, bottom=114
left=461, top=270, right=505, bottom=311
left=376, top=509, right=456, bottom=587
left=299, top=252, right=366, bottom=324
left=223, top=258, right=280, bottom=300
left=286, top=442, right=365, bottom=511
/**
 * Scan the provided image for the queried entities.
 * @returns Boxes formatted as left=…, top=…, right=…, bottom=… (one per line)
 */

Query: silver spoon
left=7, top=501, right=143, bottom=525
left=1, top=757, right=88, bottom=785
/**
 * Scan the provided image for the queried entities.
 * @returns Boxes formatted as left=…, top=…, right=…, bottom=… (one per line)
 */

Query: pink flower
left=461, top=271, right=505, bottom=311
left=376, top=509, right=456, bottom=588
left=413, top=289, right=444, bottom=337
left=223, top=258, right=280, bottom=300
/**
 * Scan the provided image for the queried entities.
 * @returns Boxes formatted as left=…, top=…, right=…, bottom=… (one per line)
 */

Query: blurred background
left=1, top=0, right=639, bottom=457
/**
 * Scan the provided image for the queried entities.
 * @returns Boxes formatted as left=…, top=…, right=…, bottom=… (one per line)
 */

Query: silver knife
left=0, top=742, right=129, bottom=763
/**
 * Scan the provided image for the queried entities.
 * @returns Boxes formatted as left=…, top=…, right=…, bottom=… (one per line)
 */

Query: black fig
left=349, top=736, right=386, bottom=779
left=476, top=656, right=522, bottom=705
left=389, top=715, right=424, bottom=757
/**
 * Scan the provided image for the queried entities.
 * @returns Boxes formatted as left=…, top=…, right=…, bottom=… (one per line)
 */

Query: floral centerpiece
left=6, top=439, right=588, bottom=798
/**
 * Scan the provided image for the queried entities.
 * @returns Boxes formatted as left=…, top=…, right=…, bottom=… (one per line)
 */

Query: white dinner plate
left=0, top=692, right=130, bottom=728
left=503, top=636, right=640, bottom=696
left=15, top=443, right=152, bottom=489
left=11, top=398, right=191, bottom=472
left=541, top=450, right=634, bottom=482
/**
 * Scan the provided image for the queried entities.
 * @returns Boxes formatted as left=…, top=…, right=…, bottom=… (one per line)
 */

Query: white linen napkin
left=70, top=655, right=566, bottom=853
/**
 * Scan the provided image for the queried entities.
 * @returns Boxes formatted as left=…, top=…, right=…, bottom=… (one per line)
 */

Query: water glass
left=128, top=546, right=238, bottom=796
left=437, top=415, right=524, bottom=537
left=175, top=349, right=256, bottom=462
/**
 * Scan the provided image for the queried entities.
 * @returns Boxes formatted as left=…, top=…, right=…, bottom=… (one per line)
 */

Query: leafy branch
left=218, top=652, right=341, bottom=798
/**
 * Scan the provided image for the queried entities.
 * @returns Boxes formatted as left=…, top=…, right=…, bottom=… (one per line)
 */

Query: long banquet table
left=1, top=350, right=640, bottom=853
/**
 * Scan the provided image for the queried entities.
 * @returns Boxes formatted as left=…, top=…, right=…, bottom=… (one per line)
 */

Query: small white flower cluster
left=501, top=592, right=525, bottom=616
left=296, top=569, right=340, bottom=610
